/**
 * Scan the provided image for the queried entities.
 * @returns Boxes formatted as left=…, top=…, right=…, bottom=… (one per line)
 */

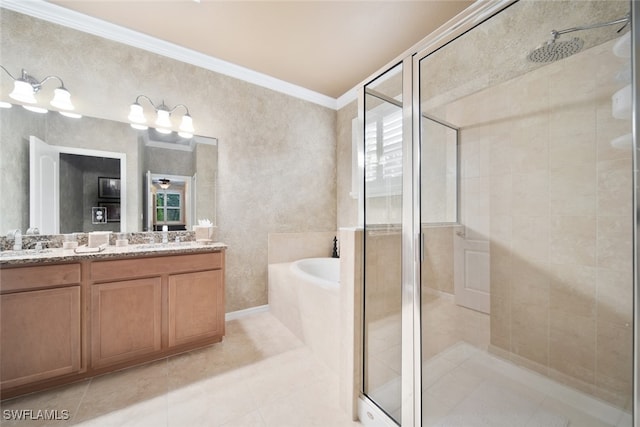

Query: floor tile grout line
left=70, top=378, right=92, bottom=423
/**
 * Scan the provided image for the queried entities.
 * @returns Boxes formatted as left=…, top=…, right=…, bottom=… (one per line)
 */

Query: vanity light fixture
left=128, top=95, right=195, bottom=138
left=0, top=65, right=81, bottom=118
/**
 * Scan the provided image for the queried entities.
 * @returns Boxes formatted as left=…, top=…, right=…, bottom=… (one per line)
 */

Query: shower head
left=527, top=36, right=584, bottom=63
left=527, top=13, right=629, bottom=63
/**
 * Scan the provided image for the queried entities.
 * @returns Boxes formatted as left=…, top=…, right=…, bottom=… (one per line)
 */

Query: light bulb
left=128, top=103, right=146, bottom=124
left=155, top=108, right=172, bottom=128
left=50, top=87, right=74, bottom=110
left=179, top=114, right=194, bottom=133
left=0, top=101, right=11, bottom=109
left=130, top=123, right=148, bottom=130
left=155, top=127, right=172, bottom=135
left=9, top=80, right=36, bottom=104
left=178, top=131, right=193, bottom=139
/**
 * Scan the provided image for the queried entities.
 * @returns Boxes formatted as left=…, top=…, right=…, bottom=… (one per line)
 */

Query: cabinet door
left=1, top=287, right=81, bottom=389
left=91, top=278, right=162, bottom=369
left=168, top=270, right=224, bottom=347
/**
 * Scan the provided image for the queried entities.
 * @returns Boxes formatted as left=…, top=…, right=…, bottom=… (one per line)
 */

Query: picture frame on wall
left=98, top=177, right=121, bottom=199
left=98, top=202, right=121, bottom=222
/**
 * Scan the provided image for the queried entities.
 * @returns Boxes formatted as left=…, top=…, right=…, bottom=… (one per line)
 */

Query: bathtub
left=268, top=257, right=340, bottom=372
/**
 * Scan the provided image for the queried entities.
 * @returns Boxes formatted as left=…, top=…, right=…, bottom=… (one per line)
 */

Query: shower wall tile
left=549, top=164, right=597, bottom=216
left=489, top=242, right=511, bottom=296
left=511, top=215, right=549, bottom=262
left=364, top=232, right=402, bottom=323
left=596, top=225, right=633, bottom=273
left=548, top=107, right=597, bottom=169
left=489, top=214, right=511, bottom=247
left=549, top=215, right=596, bottom=267
left=489, top=294, right=510, bottom=350
left=512, top=116, right=549, bottom=173
left=511, top=171, right=548, bottom=216
left=421, top=226, right=455, bottom=294
left=509, top=70, right=550, bottom=115
left=452, top=36, right=632, bottom=408
left=511, top=322, right=548, bottom=369
left=489, top=174, right=512, bottom=216
left=488, top=125, right=514, bottom=176
left=597, top=158, right=633, bottom=217
left=548, top=263, right=597, bottom=319
left=549, top=311, right=596, bottom=385
left=595, top=321, right=633, bottom=407
left=596, top=100, right=633, bottom=162
left=596, top=267, right=633, bottom=326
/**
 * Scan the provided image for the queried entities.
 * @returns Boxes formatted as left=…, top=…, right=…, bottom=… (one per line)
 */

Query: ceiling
left=46, top=0, right=473, bottom=99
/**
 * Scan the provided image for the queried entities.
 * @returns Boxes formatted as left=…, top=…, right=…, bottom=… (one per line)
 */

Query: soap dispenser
left=162, top=225, right=169, bottom=244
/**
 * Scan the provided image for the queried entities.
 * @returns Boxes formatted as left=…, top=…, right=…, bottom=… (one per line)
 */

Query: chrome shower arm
left=553, top=13, right=630, bottom=38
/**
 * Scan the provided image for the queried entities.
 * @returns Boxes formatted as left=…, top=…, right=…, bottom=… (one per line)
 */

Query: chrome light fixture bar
left=128, top=95, right=195, bottom=138
left=0, top=65, right=81, bottom=118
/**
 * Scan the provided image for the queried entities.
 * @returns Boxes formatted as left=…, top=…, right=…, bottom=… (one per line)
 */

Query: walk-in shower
left=360, top=0, right=637, bottom=426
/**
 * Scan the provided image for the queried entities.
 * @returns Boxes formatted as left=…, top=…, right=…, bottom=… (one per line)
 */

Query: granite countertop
left=0, top=241, right=227, bottom=265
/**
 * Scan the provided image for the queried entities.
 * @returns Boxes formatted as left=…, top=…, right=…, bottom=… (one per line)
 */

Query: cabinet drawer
left=90, top=251, right=222, bottom=282
left=0, top=263, right=81, bottom=293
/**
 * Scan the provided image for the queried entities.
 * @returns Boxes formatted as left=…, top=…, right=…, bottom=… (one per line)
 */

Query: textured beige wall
left=336, top=100, right=358, bottom=228
left=444, top=37, right=632, bottom=408
left=267, top=231, right=337, bottom=264
left=1, top=10, right=337, bottom=312
left=0, top=107, right=43, bottom=232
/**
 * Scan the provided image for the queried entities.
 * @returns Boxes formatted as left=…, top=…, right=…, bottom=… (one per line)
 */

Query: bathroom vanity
left=0, top=243, right=226, bottom=399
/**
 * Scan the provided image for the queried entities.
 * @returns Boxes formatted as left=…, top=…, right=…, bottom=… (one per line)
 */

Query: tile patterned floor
left=1, top=299, right=633, bottom=427
left=0, top=312, right=361, bottom=427
left=366, top=292, right=632, bottom=427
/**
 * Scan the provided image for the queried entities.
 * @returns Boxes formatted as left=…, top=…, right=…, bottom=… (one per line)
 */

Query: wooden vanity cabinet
left=0, top=249, right=225, bottom=399
left=0, top=264, right=82, bottom=390
left=89, top=251, right=225, bottom=370
left=168, top=269, right=224, bottom=347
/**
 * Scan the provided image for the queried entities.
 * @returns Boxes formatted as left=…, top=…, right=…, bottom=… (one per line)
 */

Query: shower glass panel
left=363, top=62, right=404, bottom=424
left=420, top=117, right=458, bottom=225
left=417, top=1, right=633, bottom=426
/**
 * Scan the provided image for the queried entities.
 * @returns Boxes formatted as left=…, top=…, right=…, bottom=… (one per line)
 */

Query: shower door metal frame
left=632, top=1, right=639, bottom=425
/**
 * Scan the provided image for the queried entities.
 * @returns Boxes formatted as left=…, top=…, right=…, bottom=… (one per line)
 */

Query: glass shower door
left=417, top=1, right=634, bottom=426
left=362, top=62, right=404, bottom=424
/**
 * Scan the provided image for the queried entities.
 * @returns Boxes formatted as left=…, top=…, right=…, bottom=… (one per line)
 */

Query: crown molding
left=336, top=87, right=358, bottom=110
left=1, top=0, right=338, bottom=110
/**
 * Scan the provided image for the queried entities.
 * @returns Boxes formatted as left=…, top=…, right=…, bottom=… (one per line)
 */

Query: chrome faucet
left=28, top=240, right=50, bottom=252
left=7, top=229, right=22, bottom=251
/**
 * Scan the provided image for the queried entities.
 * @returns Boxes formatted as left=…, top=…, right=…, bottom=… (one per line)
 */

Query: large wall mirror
left=0, top=105, right=217, bottom=235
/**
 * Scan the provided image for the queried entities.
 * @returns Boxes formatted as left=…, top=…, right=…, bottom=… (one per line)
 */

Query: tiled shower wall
left=446, top=37, right=632, bottom=408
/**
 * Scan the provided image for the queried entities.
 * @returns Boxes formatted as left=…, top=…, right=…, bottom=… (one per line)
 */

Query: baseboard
left=225, top=304, right=270, bottom=321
